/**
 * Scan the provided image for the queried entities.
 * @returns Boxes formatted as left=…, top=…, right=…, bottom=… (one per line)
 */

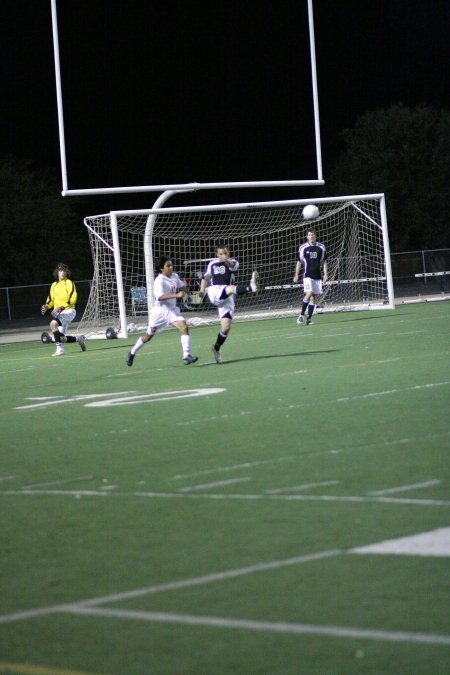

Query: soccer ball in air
left=105, top=327, right=118, bottom=339
left=302, top=204, right=320, bottom=220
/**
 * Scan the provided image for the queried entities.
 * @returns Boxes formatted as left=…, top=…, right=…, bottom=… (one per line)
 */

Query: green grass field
left=0, top=302, right=449, bottom=675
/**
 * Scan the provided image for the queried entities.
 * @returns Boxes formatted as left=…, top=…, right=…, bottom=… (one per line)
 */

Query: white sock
left=131, top=337, right=145, bottom=355
left=181, top=334, right=190, bottom=358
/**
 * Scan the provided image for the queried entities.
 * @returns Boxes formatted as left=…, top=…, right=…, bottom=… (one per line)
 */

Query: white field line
left=1, top=537, right=450, bottom=646
left=368, top=480, right=441, bottom=495
left=60, top=605, right=450, bottom=646
left=0, top=549, right=340, bottom=623
left=133, top=492, right=450, bottom=506
left=179, top=478, right=250, bottom=492
left=0, top=663, right=101, bottom=675
left=172, top=455, right=302, bottom=480
left=22, top=475, right=93, bottom=490
left=266, top=481, right=339, bottom=494
left=317, top=332, right=352, bottom=338
left=0, top=490, right=110, bottom=497
left=1, top=489, right=448, bottom=507
left=169, top=440, right=412, bottom=481
left=395, top=330, right=427, bottom=335
left=0, top=475, right=17, bottom=482
left=175, top=381, right=450, bottom=427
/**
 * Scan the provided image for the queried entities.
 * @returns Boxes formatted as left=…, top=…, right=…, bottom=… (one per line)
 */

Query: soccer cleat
left=126, top=351, right=135, bottom=367
left=306, top=317, right=314, bottom=325
left=183, top=355, right=198, bottom=365
left=211, top=344, right=222, bottom=364
left=250, top=270, right=259, bottom=293
left=296, top=315, right=305, bottom=325
left=52, top=345, right=64, bottom=356
left=78, top=335, right=87, bottom=352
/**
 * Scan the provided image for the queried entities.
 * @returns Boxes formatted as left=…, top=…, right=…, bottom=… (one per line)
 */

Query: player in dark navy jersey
left=293, top=228, right=328, bottom=325
left=199, top=243, right=259, bottom=363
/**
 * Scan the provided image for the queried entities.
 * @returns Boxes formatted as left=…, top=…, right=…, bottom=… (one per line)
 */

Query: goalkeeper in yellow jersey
left=40, top=263, right=86, bottom=356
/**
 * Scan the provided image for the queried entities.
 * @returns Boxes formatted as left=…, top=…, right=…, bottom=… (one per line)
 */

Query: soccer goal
left=78, top=193, right=394, bottom=338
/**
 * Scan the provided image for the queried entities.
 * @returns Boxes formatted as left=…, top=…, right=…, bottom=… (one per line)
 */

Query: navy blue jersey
left=297, top=242, right=327, bottom=280
left=203, top=258, right=239, bottom=286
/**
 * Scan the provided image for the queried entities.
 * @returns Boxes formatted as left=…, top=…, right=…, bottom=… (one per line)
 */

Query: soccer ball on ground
left=302, top=204, right=320, bottom=220
left=41, top=331, right=53, bottom=344
left=105, top=327, right=118, bottom=339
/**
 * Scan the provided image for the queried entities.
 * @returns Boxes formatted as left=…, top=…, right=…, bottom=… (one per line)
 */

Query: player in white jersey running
left=293, top=228, right=328, bottom=325
left=126, top=256, right=198, bottom=367
left=199, top=242, right=259, bottom=363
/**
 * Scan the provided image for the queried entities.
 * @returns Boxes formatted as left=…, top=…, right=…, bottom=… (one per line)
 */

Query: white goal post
left=78, top=194, right=394, bottom=338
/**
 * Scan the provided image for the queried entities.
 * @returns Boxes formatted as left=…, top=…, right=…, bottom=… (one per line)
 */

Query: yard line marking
left=79, top=549, right=342, bottom=606
left=171, top=455, right=300, bottom=480
left=133, top=492, right=450, bottom=507
left=336, top=381, right=450, bottom=403
left=395, top=330, right=426, bottom=335
left=22, top=476, right=93, bottom=490
left=174, top=382, right=450, bottom=426
left=0, top=490, right=109, bottom=497
left=320, top=333, right=352, bottom=338
left=266, top=481, right=339, bottom=494
left=0, top=475, right=17, bottom=482
left=356, top=332, right=385, bottom=337
left=179, top=478, right=251, bottom=492
left=0, top=549, right=341, bottom=623
left=60, top=606, right=450, bottom=646
left=0, top=604, right=75, bottom=624
left=0, top=661, right=102, bottom=675
left=369, top=480, right=441, bottom=495
left=0, top=489, right=448, bottom=507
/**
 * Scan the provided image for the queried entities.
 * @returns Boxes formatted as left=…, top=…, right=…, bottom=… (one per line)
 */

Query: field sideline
left=0, top=302, right=449, bottom=674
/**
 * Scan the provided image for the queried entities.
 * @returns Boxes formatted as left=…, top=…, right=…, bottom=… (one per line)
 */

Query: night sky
left=2, top=0, right=449, bottom=208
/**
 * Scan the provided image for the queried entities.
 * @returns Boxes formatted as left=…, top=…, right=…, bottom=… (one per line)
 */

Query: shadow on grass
left=198, top=348, right=337, bottom=366
left=323, top=312, right=404, bottom=324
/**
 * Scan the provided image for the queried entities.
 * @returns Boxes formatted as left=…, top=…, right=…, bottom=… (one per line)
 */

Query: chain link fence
left=1, top=249, right=449, bottom=322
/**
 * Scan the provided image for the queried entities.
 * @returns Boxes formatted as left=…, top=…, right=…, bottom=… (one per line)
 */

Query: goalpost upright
left=49, top=0, right=395, bottom=339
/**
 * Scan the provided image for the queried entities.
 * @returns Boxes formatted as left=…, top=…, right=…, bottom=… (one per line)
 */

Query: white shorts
left=206, top=286, right=235, bottom=319
left=303, top=277, right=323, bottom=295
left=57, top=308, right=76, bottom=335
left=148, top=305, right=185, bottom=332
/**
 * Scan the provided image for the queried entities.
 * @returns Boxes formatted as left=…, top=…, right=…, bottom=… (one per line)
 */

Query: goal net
left=78, top=194, right=394, bottom=338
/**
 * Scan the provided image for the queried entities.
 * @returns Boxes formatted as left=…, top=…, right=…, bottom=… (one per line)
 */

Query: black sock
left=65, top=335, right=76, bottom=343
left=308, top=304, right=315, bottom=318
left=301, top=301, right=309, bottom=315
left=214, top=331, right=227, bottom=350
left=235, top=284, right=249, bottom=295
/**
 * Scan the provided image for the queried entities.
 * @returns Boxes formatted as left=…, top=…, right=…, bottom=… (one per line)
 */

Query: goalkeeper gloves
left=51, top=307, right=64, bottom=318
left=40, top=304, right=48, bottom=315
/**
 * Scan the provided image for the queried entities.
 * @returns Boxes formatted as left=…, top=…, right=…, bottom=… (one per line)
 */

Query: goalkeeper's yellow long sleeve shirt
left=45, top=279, right=77, bottom=310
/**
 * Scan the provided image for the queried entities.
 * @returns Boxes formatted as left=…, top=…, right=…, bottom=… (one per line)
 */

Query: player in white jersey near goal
left=126, top=256, right=198, bottom=367
left=293, top=228, right=328, bottom=325
left=199, top=242, right=259, bottom=363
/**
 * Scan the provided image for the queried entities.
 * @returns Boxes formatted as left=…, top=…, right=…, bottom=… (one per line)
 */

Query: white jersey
left=153, top=272, right=185, bottom=309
